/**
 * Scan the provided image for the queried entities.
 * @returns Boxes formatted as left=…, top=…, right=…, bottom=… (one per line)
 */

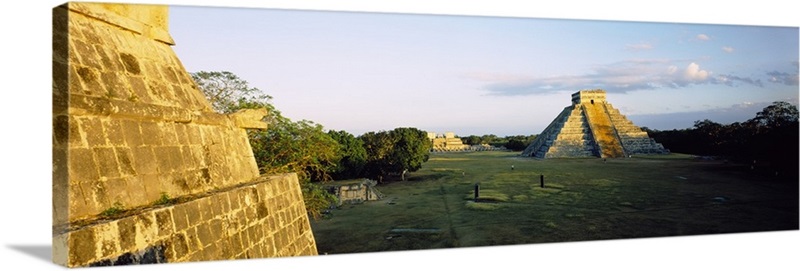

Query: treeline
left=191, top=71, right=432, bottom=218
left=460, top=134, right=538, bottom=151
left=647, top=101, right=799, bottom=178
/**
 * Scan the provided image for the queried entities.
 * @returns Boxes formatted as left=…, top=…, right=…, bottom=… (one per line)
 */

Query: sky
left=168, top=4, right=798, bottom=137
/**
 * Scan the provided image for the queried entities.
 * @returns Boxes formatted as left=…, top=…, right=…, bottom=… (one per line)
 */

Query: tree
left=327, top=130, right=367, bottom=180
left=648, top=101, right=798, bottom=179
left=360, top=127, right=432, bottom=182
left=248, top=118, right=340, bottom=219
left=462, top=135, right=482, bottom=145
left=504, top=138, right=528, bottom=151
left=751, top=101, right=799, bottom=129
left=191, top=71, right=338, bottom=219
left=359, top=131, right=396, bottom=182
left=387, top=127, right=432, bottom=181
left=190, top=71, right=272, bottom=113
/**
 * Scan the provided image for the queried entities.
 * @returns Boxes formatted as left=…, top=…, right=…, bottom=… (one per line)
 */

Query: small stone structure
left=52, top=3, right=317, bottom=267
left=326, top=179, right=384, bottom=206
left=522, top=90, right=668, bottom=158
left=428, top=132, right=470, bottom=152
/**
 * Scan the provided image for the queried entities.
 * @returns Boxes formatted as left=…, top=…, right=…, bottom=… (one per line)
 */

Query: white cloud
left=722, top=46, right=735, bottom=53
left=696, top=34, right=711, bottom=41
left=667, top=65, right=678, bottom=74
left=684, top=62, right=710, bottom=81
left=471, top=60, right=764, bottom=96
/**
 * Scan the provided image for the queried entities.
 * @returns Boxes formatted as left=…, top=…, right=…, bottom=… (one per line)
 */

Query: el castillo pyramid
left=522, top=90, right=668, bottom=158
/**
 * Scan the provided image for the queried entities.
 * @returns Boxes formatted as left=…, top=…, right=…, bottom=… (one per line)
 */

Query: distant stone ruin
left=428, top=132, right=469, bottom=152
left=521, top=90, right=668, bottom=158
left=52, top=3, right=317, bottom=267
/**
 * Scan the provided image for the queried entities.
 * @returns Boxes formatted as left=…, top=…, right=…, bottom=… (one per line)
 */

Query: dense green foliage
left=327, top=130, right=367, bottom=180
left=648, top=101, right=799, bottom=178
left=360, top=127, right=433, bottom=182
left=190, top=71, right=273, bottom=114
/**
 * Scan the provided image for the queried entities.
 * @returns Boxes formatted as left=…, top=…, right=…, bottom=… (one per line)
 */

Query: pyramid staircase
left=522, top=90, right=668, bottom=158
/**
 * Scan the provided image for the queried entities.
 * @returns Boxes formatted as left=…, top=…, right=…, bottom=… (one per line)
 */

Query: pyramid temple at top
left=521, top=90, right=668, bottom=158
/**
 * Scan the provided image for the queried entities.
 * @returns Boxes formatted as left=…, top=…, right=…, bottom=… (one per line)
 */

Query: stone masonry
left=325, top=179, right=384, bottom=206
left=521, top=90, right=668, bottom=158
left=53, top=2, right=317, bottom=267
left=428, top=132, right=469, bottom=152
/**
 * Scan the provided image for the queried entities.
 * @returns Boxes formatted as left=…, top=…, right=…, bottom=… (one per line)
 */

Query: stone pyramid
left=522, top=90, right=668, bottom=158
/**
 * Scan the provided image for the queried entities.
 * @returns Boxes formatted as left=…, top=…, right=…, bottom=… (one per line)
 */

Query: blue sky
left=167, top=4, right=798, bottom=137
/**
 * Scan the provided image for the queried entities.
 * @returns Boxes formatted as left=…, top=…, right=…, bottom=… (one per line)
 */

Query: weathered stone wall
left=53, top=2, right=317, bottom=267
left=53, top=174, right=316, bottom=267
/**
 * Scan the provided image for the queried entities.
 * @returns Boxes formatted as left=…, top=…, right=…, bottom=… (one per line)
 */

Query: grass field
left=310, top=151, right=798, bottom=254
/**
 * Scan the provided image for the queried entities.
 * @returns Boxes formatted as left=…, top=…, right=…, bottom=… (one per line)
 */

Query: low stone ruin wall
left=328, top=179, right=384, bottom=205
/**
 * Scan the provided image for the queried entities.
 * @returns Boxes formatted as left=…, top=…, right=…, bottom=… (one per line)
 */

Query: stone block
left=120, top=119, right=143, bottom=147
left=68, top=227, right=97, bottom=266
left=228, top=108, right=268, bottom=129
left=79, top=118, right=107, bottom=146
left=152, top=146, right=177, bottom=173
left=203, top=242, right=220, bottom=260
left=184, top=204, right=202, bottom=228
left=146, top=79, right=175, bottom=105
left=100, top=72, right=134, bottom=102
left=138, top=121, right=162, bottom=146
left=134, top=213, right=157, bottom=248
left=174, top=124, right=189, bottom=145
left=75, top=66, right=108, bottom=97
left=217, top=238, right=233, bottom=259
left=131, top=146, right=158, bottom=175
left=69, top=147, right=99, bottom=183
left=167, top=233, right=189, bottom=261
left=230, top=231, right=244, bottom=253
left=96, top=223, right=121, bottom=259
left=195, top=222, right=213, bottom=248
left=82, top=179, right=110, bottom=213
left=115, top=147, right=136, bottom=176
left=93, top=44, right=122, bottom=72
left=104, top=177, right=130, bottom=206
left=68, top=184, right=94, bottom=220
left=116, top=216, right=137, bottom=252
left=126, top=76, right=153, bottom=104
left=139, top=173, right=163, bottom=202
left=186, top=125, right=202, bottom=145
left=161, top=122, right=180, bottom=145
left=154, top=209, right=175, bottom=238
left=170, top=204, right=189, bottom=231
left=93, top=147, right=121, bottom=178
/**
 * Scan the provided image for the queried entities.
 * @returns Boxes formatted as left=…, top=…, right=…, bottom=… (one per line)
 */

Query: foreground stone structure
left=52, top=3, right=317, bottom=267
left=522, top=90, right=668, bottom=158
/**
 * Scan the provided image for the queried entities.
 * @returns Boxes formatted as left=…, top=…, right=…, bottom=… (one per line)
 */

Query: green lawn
left=310, top=151, right=798, bottom=254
